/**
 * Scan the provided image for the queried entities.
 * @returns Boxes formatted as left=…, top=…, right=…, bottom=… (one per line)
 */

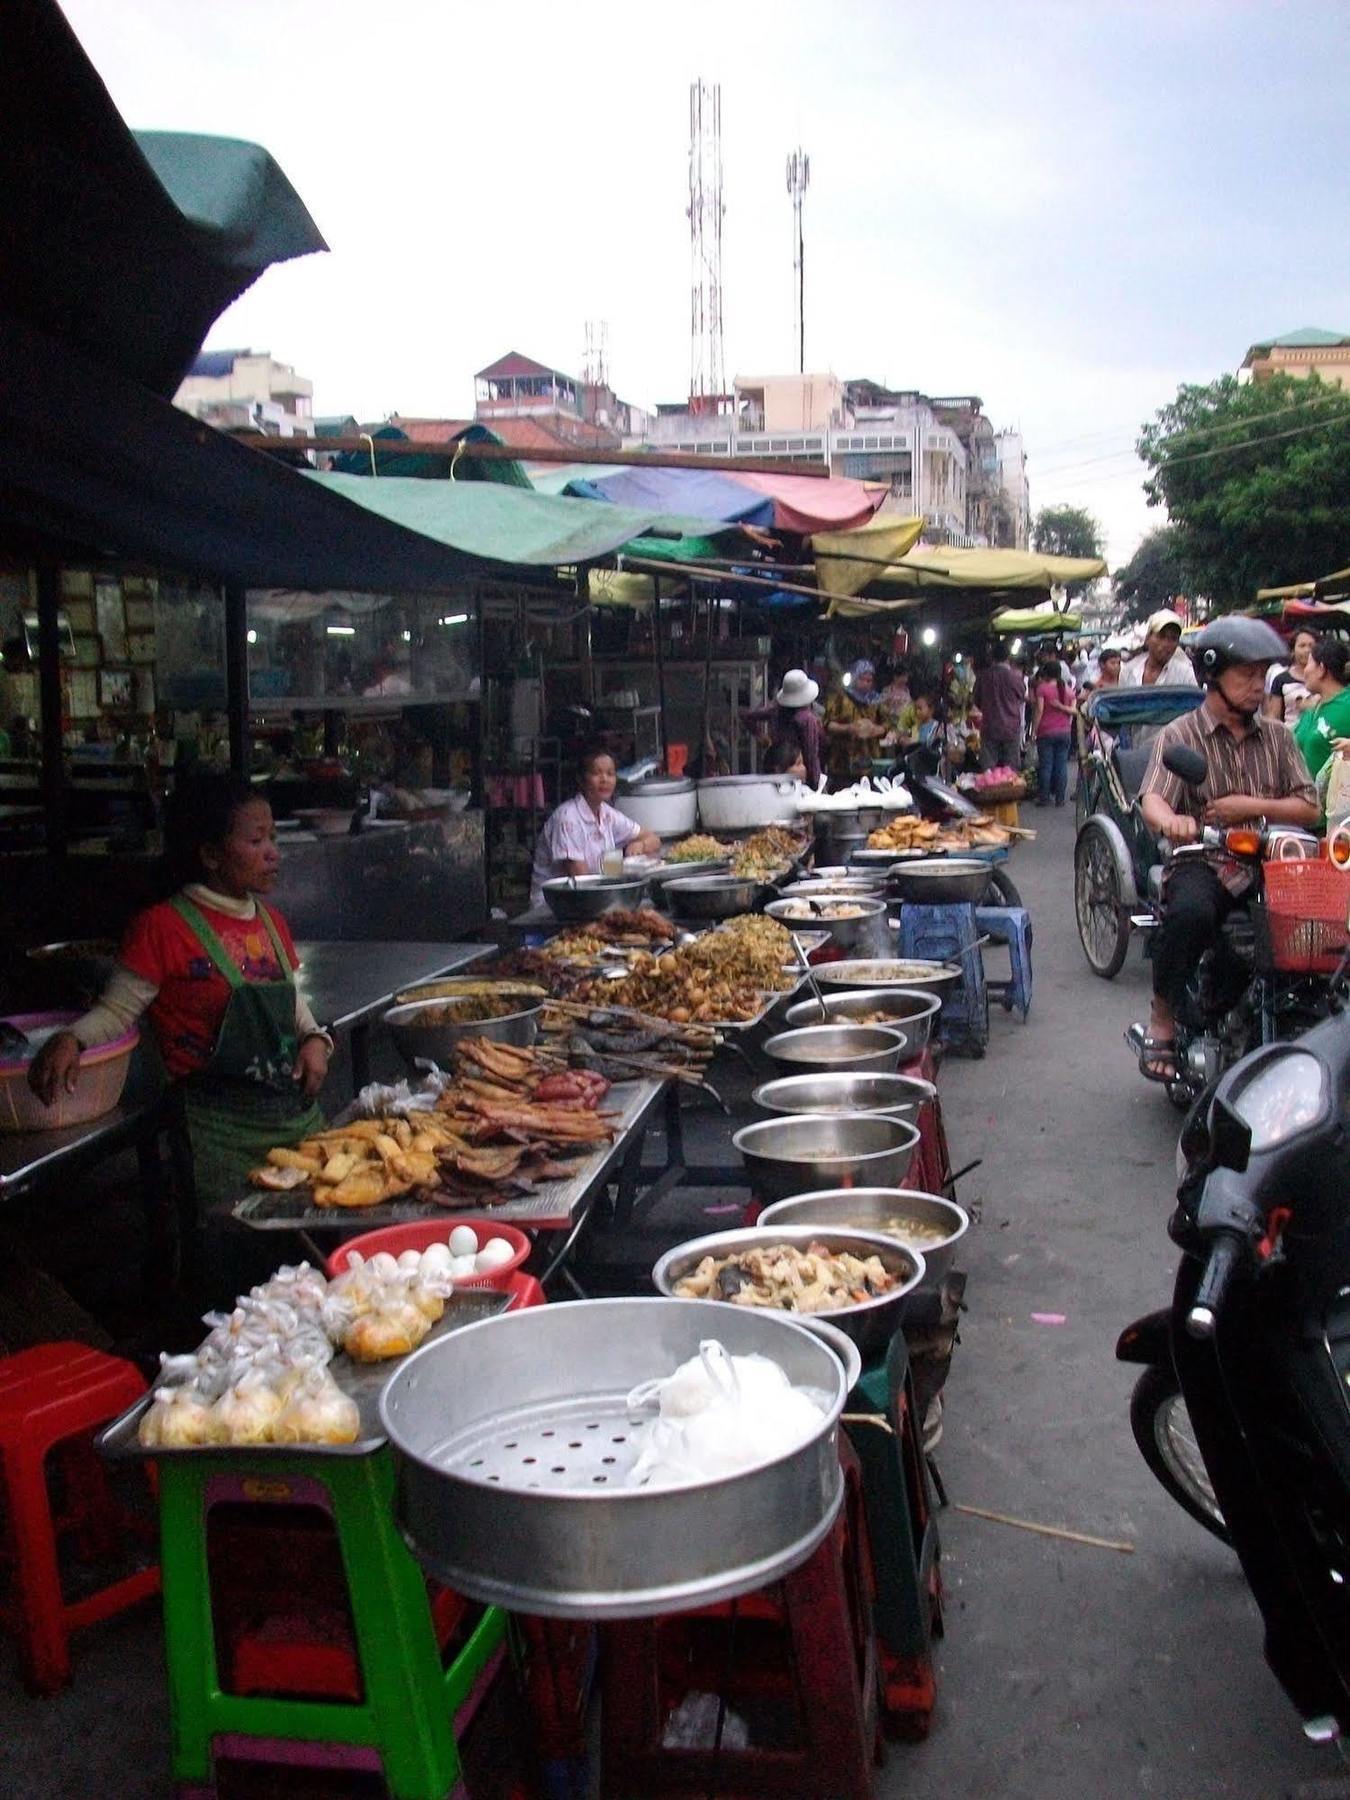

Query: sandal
left=1135, top=1032, right=1179, bottom=1084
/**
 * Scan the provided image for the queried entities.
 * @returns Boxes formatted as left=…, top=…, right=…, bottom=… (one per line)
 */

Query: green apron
left=170, top=896, right=326, bottom=1216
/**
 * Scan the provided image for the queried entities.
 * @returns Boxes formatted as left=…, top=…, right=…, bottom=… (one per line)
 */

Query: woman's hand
left=27, top=1030, right=82, bottom=1104
left=293, top=1034, right=331, bottom=1098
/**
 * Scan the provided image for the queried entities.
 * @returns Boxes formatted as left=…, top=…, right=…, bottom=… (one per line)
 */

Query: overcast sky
left=60, top=0, right=1350, bottom=568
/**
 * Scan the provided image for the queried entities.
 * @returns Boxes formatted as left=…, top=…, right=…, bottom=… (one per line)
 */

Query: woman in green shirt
left=1294, top=638, right=1350, bottom=808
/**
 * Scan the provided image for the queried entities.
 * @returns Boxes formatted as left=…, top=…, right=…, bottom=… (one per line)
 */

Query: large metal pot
left=751, top=1071, right=934, bottom=1125
left=761, top=1024, right=907, bottom=1075
left=663, top=875, right=772, bottom=920
left=696, top=774, right=800, bottom=832
left=732, top=1112, right=920, bottom=1203
left=652, top=1224, right=925, bottom=1360
left=784, top=987, right=943, bottom=1054
left=814, top=958, right=963, bottom=994
left=380, top=1297, right=848, bottom=1618
left=887, top=857, right=991, bottom=905
left=541, top=873, right=650, bottom=922
left=617, top=775, right=697, bottom=838
left=758, top=1189, right=969, bottom=1292
left=765, top=896, right=887, bottom=951
left=384, top=996, right=541, bottom=1071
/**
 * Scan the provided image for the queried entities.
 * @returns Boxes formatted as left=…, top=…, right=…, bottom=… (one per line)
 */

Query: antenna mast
left=688, top=80, right=726, bottom=402
left=786, top=147, right=810, bottom=374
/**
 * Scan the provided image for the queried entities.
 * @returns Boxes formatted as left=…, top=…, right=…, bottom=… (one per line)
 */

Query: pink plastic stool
left=0, top=1342, right=159, bottom=1692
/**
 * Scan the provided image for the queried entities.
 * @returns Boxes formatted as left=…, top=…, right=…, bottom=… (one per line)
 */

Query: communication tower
left=687, top=80, right=726, bottom=403
left=786, top=147, right=810, bottom=374
left=582, top=320, right=609, bottom=389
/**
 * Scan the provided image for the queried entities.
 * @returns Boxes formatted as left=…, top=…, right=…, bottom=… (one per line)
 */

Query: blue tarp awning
left=563, top=464, right=776, bottom=528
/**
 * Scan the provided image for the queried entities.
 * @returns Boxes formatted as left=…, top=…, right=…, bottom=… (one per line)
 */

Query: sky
left=59, top=0, right=1350, bottom=569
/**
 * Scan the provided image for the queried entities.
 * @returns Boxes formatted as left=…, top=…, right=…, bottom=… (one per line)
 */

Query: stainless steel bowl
left=758, top=1188, right=969, bottom=1291
left=663, top=875, right=772, bottom=920
left=784, top=987, right=943, bottom=1053
left=541, top=874, right=650, bottom=922
left=764, top=896, right=887, bottom=951
left=379, top=1297, right=847, bottom=1618
left=731, top=1111, right=920, bottom=1202
left=887, top=857, right=990, bottom=904
left=814, top=958, right=963, bottom=994
left=383, top=996, right=541, bottom=1071
left=780, top=876, right=884, bottom=897
left=761, top=1024, right=908, bottom=1075
left=652, top=1224, right=925, bottom=1359
left=647, top=859, right=731, bottom=886
left=751, top=1071, right=933, bottom=1124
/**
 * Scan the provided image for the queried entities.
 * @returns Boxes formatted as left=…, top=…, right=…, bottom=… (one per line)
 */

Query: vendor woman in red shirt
left=28, top=773, right=331, bottom=1265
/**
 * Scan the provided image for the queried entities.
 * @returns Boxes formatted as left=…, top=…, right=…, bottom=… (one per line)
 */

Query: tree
left=1032, top=504, right=1105, bottom=563
left=1137, top=372, right=1350, bottom=612
left=1113, top=526, right=1187, bottom=623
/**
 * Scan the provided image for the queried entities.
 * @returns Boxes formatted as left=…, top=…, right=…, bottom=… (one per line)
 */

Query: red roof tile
left=483, top=414, right=620, bottom=452
left=475, top=350, right=567, bottom=383
left=386, top=415, right=474, bottom=444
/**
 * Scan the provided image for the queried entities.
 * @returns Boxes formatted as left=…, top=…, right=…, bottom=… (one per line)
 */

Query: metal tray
left=380, top=1297, right=847, bottom=1619
left=97, top=1289, right=513, bottom=1463
left=232, top=1079, right=664, bottom=1230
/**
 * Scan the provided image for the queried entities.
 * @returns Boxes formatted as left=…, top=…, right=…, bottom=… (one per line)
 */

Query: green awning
left=304, top=472, right=740, bottom=568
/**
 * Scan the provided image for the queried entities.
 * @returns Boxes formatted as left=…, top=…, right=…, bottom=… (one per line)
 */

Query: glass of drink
left=600, top=847, right=625, bottom=878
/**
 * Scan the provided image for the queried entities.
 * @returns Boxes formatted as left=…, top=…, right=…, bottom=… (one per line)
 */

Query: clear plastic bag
left=271, top=1364, right=361, bottom=1445
left=627, top=1340, right=826, bottom=1488
left=138, top=1385, right=215, bottom=1449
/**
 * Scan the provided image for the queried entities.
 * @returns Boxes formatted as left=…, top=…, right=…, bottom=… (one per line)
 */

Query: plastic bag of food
left=138, top=1385, right=216, bottom=1449
left=627, top=1340, right=826, bottom=1488
left=271, top=1363, right=360, bottom=1445
left=627, top=1340, right=795, bottom=1420
left=344, top=1298, right=431, bottom=1363
left=207, top=1369, right=285, bottom=1445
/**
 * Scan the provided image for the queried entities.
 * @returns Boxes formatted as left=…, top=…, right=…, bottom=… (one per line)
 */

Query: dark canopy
left=0, top=0, right=327, bottom=397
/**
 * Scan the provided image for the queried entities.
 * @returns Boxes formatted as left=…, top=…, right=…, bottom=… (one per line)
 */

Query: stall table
left=295, top=939, right=492, bottom=1089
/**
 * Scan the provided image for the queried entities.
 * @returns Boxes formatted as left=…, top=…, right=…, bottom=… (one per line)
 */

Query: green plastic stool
left=157, top=1446, right=505, bottom=1799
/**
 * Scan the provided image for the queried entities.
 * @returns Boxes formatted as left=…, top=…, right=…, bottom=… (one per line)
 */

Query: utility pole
left=786, top=148, right=810, bottom=374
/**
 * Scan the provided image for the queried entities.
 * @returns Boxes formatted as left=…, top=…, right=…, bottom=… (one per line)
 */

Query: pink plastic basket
left=324, top=1217, right=531, bottom=1285
left=0, top=1012, right=139, bottom=1132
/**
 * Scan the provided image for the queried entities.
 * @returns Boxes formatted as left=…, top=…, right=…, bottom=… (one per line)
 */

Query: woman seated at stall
left=528, top=743, right=661, bottom=905
left=1294, top=638, right=1350, bottom=824
left=28, top=771, right=332, bottom=1292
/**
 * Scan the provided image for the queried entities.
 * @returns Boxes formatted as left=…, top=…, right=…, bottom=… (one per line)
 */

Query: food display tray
left=232, top=1079, right=664, bottom=1232
left=96, top=1288, right=513, bottom=1463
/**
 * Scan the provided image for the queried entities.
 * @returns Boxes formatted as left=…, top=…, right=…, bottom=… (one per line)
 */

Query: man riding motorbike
left=1134, top=616, right=1319, bottom=1085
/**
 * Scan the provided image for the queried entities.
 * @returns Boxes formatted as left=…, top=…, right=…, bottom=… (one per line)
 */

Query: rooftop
left=1245, top=326, right=1350, bottom=355
left=188, top=347, right=256, bottom=378
left=475, top=349, right=572, bottom=383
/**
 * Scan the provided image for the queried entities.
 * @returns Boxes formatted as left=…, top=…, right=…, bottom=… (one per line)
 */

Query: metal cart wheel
left=1074, top=821, right=1131, bottom=978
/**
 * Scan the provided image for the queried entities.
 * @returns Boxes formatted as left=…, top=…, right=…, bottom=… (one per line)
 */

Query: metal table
left=295, top=940, right=492, bottom=1089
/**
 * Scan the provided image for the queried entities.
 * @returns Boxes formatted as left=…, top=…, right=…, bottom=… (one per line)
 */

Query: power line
left=1037, top=410, right=1350, bottom=496
left=1033, top=390, right=1350, bottom=478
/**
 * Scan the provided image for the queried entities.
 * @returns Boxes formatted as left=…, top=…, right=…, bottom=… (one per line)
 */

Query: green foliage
left=1032, top=504, right=1105, bottom=563
left=1136, top=372, right=1350, bottom=611
left=1113, top=526, right=1187, bottom=623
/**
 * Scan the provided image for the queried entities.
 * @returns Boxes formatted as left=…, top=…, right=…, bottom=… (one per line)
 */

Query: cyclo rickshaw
left=1072, top=686, right=1205, bottom=978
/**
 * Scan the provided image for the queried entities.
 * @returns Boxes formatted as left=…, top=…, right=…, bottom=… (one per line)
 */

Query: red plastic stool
left=599, top=1440, right=879, bottom=1798
left=0, top=1342, right=159, bottom=1692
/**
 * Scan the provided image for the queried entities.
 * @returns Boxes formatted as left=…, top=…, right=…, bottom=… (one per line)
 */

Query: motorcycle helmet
left=1191, top=616, right=1288, bottom=683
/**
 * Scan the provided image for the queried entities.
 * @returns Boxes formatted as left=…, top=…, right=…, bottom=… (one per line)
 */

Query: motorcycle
left=1118, top=1007, right=1350, bottom=1739
left=1125, top=744, right=1324, bottom=1107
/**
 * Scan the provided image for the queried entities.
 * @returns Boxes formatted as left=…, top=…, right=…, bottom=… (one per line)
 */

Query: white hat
left=1145, top=608, right=1184, bottom=636
left=775, top=669, right=819, bottom=709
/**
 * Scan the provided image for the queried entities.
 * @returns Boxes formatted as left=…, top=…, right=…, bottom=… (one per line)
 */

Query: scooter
left=1117, top=1006, right=1350, bottom=1739
left=1125, top=744, right=1324, bottom=1106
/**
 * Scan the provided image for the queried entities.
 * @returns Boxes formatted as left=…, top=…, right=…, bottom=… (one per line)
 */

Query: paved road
left=898, top=802, right=1330, bottom=1799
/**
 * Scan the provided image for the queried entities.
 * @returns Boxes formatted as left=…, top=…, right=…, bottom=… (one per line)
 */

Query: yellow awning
left=810, top=517, right=925, bottom=599
left=820, top=545, right=1106, bottom=616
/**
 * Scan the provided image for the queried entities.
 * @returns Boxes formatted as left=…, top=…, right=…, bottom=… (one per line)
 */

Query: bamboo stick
left=953, top=1503, right=1135, bottom=1555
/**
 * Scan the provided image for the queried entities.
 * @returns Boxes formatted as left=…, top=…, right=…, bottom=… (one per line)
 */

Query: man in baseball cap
left=1121, top=608, right=1197, bottom=695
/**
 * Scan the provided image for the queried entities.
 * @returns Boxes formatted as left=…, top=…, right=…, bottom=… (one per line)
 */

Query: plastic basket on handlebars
left=1260, top=858, right=1350, bottom=974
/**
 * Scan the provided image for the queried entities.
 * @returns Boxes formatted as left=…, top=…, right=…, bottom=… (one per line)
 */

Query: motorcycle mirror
left=1209, top=1094, right=1253, bottom=1173
left=1162, top=745, right=1209, bottom=788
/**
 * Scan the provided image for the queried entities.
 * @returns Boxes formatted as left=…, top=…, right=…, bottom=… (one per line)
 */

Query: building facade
left=473, top=351, right=649, bottom=452
left=1240, top=328, right=1350, bottom=391
left=993, top=430, right=1030, bottom=550
left=174, top=349, right=314, bottom=437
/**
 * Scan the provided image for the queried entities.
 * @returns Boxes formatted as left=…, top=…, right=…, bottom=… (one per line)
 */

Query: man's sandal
left=1135, top=1034, right=1179, bottom=1084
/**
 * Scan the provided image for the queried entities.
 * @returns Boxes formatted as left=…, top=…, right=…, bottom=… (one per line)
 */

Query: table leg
left=350, top=1022, right=372, bottom=1094
left=662, top=1081, right=685, bottom=1166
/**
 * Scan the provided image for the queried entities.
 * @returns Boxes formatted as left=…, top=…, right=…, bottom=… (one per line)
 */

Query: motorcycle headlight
left=1228, top=1049, right=1328, bottom=1152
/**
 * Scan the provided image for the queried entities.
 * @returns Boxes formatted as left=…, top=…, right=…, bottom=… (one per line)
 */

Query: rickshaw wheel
left=1074, top=822, right=1130, bottom=978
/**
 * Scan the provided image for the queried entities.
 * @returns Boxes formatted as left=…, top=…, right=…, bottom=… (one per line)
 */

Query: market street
left=0, top=807, right=1335, bottom=1800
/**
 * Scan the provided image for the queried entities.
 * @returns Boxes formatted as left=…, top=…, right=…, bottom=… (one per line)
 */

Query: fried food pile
left=573, top=912, right=796, bottom=1023
left=673, top=1240, right=900, bottom=1313
left=541, top=907, right=677, bottom=962
left=665, top=833, right=730, bottom=864
left=865, top=815, right=1009, bottom=852
left=730, top=826, right=807, bottom=881
left=248, top=1038, right=616, bottom=1210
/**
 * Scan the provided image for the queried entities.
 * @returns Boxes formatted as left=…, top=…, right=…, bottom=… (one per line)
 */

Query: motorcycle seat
left=1112, top=743, right=1154, bottom=801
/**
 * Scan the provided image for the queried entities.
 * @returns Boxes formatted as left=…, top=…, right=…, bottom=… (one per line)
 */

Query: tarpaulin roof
left=1258, top=566, right=1350, bottom=602
left=564, top=466, right=775, bottom=527
left=732, top=470, right=885, bottom=534
left=811, top=518, right=926, bottom=597
left=1, top=0, right=327, bottom=397
left=330, top=423, right=532, bottom=486
left=821, top=545, right=1107, bottom=615
left=991, top=608, right=1082, bottom=633
left=304, top=472, right=742, bottom=569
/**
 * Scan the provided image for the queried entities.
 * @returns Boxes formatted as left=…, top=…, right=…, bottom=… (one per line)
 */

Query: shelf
left=248, top=693, right=479, bottom=718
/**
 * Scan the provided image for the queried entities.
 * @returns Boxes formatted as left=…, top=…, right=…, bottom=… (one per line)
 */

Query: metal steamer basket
left=379, top=1298, right=848, bottom=1619
left=652, top=1224, right=926, bottom=1359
